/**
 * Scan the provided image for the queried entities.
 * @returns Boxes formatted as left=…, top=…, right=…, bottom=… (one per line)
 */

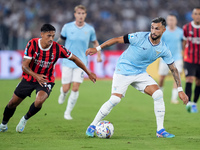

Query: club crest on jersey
left=51, top=53, right=54, bottom=60
left=35, top=52, right=40, bottom=57
left=156, top=50, right=161, bottom=56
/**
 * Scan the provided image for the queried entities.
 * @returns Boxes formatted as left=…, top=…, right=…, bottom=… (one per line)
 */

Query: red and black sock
left=194, top=86, right=200, bottom=103
left=2, top=105, right=16, bottom=125
left=24, top=102, right=41, bottom=120
left=185, top=82, right=192, bottom=102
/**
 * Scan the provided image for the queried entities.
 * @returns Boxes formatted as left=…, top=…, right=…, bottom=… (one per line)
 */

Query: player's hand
left=86, top=48, right=97, bottom=56
left=88, top=72, right=97, bottom=83
left=97, top=56, right=102, bottom=62
left=35, top=74, right=48, bottom=87
left=178, top=91, right=189, bottom=105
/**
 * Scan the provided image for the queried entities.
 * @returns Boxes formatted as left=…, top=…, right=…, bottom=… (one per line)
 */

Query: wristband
left=96, top=46, right=102, bottom=51
left=177, top=87, right=183, bottom=92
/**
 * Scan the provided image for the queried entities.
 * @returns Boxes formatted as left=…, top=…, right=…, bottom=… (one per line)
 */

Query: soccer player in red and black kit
left=183, top=7, right=200, bottom=113
left=0, top=24, right=96, bottom=132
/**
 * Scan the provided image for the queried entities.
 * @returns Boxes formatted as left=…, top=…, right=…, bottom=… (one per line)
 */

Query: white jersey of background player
left=85, top=17, right=188, bottom=138
left=57, top=5, right=102, bottom=120
left=158, top=14, right=183, bottom=104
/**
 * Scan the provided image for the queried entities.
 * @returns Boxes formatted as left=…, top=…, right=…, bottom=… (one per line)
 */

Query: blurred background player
left=85, top=17, right=188, bottom=138
left=158, top=14, right=183, bottom=104
left=0, top=24, right=96, bottom=133
left=183, top=7, right=200, bottom=113
left=57, top=5, right=102, bottom=120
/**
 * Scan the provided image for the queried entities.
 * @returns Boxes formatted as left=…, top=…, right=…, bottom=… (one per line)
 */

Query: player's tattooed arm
left=168, top=62, right=182, bottom=87
left=22, top=58, right=31, bottom=74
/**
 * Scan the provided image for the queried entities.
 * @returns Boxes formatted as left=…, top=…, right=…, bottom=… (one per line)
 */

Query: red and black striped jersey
left=183, top=21, right=200, bottom=64
left=23, top=38, right=72, bottom=83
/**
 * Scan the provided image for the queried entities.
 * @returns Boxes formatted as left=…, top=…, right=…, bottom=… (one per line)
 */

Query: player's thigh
left=35, top=82, right=55, bottom=98
left=14, top=78, right=35, bottom=99
left=72, top=68, right=84, bottom=83
left=62, top=66, right=73, bottom=84
left=158, top=60, right=169, bottom=75
left=111, top=73, right=133, bottom=97
left=175, top=60, right=183, bottom=73
left=131, top=73, right=158, bottom=94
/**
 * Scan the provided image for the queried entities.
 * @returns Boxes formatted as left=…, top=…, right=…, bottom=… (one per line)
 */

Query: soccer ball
left=96, top=120, right=114, bottom=138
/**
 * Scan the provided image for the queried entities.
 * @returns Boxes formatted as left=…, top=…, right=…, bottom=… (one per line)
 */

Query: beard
left=150, top=33, right=161, bottom=41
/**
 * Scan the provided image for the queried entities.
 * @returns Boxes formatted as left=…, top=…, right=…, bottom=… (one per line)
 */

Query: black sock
left=2, top=105, right=16, bottom=125
left=185, top=82, right=192, bottom=102
left=194, top=86, right=200, bottom=103
left=24, top=102, right=41, bottom=120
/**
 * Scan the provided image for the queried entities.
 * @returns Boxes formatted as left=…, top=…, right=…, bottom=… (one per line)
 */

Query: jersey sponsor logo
left=187, top=37, right=200, bottom=44
left=34, top=59, right=53, bottom=68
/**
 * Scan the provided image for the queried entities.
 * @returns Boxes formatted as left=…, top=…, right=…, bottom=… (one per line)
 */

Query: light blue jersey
left=115, top=32, right=174, bottom=75
left=161, top=26, right=183, bottom=61
left=61, top=21, right=97, bottom=68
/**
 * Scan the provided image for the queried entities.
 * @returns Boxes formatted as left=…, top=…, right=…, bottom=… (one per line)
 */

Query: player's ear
left=162, top=27, right=166, bottom=33
left=41, top=32, right=44, bottom=38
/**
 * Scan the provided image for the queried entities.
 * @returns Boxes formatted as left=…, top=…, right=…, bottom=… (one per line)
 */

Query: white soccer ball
left=96, top=120, right=114, bottom=138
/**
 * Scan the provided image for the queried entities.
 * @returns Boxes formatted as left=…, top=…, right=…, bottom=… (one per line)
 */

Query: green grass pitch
left=0, top=79, right=199, bottom=150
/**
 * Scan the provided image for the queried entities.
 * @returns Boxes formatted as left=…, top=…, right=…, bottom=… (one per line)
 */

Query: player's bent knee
left=152, top=89, right=163, bottom=101
left=109, top=95, right=121, bottom=106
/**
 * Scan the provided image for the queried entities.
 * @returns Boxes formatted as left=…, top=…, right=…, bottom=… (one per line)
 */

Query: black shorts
left=184, top=62, right=200, bottom=78
left=14, top=78, right=55, bottom=99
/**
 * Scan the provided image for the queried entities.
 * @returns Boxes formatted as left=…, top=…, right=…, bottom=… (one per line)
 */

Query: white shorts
left=61, top=66, right=84, bottom=84
left=111, top=73, right=158, bottom=97
left=158, top=60, right=183, bottom=76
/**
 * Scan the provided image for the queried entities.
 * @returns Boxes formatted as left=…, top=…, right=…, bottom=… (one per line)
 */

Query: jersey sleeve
left=183, top=25, right=187, bottom=41
left=24, top=40, right=34, bottom=59
left=60, top=45, right=72, bottom=59
left=161, top=48, right=174, bottom=65
left=90, top=27, right=97, bottom=42
left=60, top=24, right=67, bottom=39
left=127, top=32, right=141, bottom=45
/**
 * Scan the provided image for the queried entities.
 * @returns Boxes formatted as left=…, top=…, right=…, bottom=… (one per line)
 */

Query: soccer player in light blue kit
left=158, top=14, right=183, bottom=104
left=85, top=17, right=188, bottom=138
left=57, top=5, right=102, bottom=120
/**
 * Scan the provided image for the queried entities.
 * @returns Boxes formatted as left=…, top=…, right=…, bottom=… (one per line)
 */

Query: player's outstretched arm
left=168, top=63, right=188, bottom=104
left=86, top=36, right=124, bottom=56
left=22, top=58, right=48, bottom=86
left=69, top=54, right=96, bottom=83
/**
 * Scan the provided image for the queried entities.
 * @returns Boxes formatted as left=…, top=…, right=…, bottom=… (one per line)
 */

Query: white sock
left=152, top=90, right=165, bottom=131
left=171, top=88, right=178, bottom=100
left=91, top=95, right=121, bottom=126
left=160, top=87, right=164, bottom=92
left=65, top=91, right=79, bottom=115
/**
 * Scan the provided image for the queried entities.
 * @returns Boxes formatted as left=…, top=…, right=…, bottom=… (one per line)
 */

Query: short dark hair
left=152, top=17, right=166, bottom=27
left=194, top=7, right=200, bottom=9
left=41, top=24, right=56, bottom=32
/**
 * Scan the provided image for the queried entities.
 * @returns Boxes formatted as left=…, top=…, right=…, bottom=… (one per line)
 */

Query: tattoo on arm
left=168, top=63, right=182, bottom=87
left=22, top=58, right=31, bottom=74
left=23, top=66, right=31, bottom=74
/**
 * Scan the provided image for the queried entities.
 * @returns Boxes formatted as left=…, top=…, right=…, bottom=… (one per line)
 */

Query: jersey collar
left=38, top=39, right=52, bottom=51
left=148, top=33, right=161, bottom=46
left=74, top=21, right=85, bottom=29
left=191, top=21, right=200, bottom=29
